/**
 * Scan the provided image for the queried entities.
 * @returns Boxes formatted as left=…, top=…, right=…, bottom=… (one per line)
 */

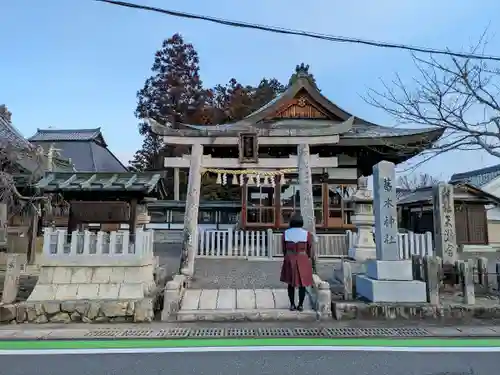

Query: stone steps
left=176, top=288, right=320, bottom=321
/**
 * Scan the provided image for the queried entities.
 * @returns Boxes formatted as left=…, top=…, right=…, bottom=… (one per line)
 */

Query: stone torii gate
left=174, top=144, right=316, bottom=277
left=148, top=115, right=356, bottom=277
left=177, top=142, right=317, bottom=277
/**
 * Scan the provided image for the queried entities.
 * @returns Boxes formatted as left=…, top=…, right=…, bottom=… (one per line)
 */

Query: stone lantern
left=347, top=175, right=376, bottom=261
left=136, top=203, right=151, bottom=227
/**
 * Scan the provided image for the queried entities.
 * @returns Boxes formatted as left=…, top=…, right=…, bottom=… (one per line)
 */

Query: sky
left=2, top=0, right=500, bottom=182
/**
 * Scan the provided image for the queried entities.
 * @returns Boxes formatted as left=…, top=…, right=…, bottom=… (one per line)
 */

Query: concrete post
left=459, top=260, right=475, bottom=305
left=423, top=256, right=440, bottom=304
left=341, top=260, right=353, bottom=300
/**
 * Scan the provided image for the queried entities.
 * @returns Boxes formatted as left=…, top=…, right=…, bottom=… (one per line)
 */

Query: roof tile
left=29, top=128, right=102, bottom=142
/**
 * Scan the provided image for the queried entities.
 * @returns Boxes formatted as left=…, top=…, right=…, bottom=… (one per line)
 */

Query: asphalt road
left=1, top=350, right=497, bottom=375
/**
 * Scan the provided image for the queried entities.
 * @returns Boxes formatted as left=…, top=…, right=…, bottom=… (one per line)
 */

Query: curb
left=2, top=326, right=500, bottom=341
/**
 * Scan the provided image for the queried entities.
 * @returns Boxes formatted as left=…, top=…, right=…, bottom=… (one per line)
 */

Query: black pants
left=287, top=285, right=306, bottom=307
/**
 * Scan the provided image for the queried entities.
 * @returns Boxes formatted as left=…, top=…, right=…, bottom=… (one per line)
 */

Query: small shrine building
left=152, top=65, right=444, bottom=233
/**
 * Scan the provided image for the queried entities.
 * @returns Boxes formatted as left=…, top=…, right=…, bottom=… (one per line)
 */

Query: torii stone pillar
left=297, top=144, right=317, bottom=272
left=181, top=143, right=203, bottom=277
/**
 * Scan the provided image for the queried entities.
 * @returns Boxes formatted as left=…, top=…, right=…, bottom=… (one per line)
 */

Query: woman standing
left=280, top=213, right=314, bottom=311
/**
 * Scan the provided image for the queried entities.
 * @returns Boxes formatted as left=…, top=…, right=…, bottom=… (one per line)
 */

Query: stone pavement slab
left=176, top=288, right=315, bottom=322
left=180, top=289, right=314, bottom=311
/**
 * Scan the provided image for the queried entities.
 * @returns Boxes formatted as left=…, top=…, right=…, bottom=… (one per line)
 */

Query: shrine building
left=152, top=65, right=444, bottom=233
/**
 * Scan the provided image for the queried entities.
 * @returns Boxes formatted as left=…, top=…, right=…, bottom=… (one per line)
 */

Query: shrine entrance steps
left=177, top=288, right=318, bottom=322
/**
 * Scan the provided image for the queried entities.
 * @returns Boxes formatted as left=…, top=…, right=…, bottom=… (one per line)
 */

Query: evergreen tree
left=130, top=33, right=207, bottom=171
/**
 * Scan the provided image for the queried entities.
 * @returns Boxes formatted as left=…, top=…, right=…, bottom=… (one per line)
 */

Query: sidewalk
left=1, top=321, right=500, bottom=340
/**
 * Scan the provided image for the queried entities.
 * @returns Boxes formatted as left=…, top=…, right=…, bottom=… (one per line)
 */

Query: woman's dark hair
left=289, top=213, right=304, bottom=228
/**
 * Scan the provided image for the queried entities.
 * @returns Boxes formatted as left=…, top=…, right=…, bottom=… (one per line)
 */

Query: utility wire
left=95, top=0, right=500, bottom=61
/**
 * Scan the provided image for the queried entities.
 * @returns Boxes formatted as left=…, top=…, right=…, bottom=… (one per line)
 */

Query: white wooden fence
left=345, top=230, right=434, bottom=259
left=42, top=227, right=154, bottom=265
left=196, top=228, right=434, bottom=259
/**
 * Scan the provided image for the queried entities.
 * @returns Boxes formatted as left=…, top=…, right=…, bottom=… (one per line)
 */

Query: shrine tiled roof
left=29, top=128, right=127, bottom=173
left=150, top=71, right=444, bottom=148
left=450, top=164, right=500, bottom=188
left=35, top=172, right=166, bottom=196
left=397, top=182, right=500, bottom=206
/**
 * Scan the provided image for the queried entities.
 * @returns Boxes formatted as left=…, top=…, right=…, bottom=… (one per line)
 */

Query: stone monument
left=348, top=176, right=376, bottom=261
left=356, top=160, right=427, bottom=302
left=432, top=183, right=458, bottom=264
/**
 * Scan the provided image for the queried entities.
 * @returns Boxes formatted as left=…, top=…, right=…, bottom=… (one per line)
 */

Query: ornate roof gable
left=244, top=65, right=348, bottom=123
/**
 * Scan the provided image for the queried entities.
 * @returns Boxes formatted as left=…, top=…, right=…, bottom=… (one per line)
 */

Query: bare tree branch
left=364, top=34, right=500, bottom=170
left=397, top=173, right=441, bottom=191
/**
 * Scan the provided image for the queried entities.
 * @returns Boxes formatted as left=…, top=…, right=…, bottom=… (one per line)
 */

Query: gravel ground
left=191, top=258, right=338, bottom=289
left=154, top=243, right=182, bottom=282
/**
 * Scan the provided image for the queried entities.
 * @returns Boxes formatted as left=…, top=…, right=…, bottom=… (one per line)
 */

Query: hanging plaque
left=239, top=133, right=258, bottom=163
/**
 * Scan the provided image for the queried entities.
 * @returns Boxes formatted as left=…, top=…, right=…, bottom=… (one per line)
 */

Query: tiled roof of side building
left=449, top=164, right=500, bottom=188
left=29, top=128, right=105, bottom=144
left=0, top=114, right=35, bottom=149
left=29, top=128, right=127, bottom=173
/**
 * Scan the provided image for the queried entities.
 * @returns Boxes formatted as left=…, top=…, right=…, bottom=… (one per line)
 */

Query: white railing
left=270, top=232, right=348, bottom=258
left=41, top=227, right=154, bottom=266
left=198, top=229, right=273, bottom=258
left=346, top=230, right=434, bottom=259
left=196, top=228, right=434, bottom=259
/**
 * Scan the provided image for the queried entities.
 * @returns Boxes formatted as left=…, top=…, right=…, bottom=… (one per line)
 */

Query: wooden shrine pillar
left=129, top=198, right=138, bottom=243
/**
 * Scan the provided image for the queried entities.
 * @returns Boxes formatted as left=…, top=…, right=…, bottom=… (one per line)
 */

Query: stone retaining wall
left=0, top=299, right=154, bottom=324
left=333, top=301, right=500, bottom=321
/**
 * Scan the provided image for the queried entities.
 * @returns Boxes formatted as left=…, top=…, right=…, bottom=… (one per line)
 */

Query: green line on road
left=1, top=338, right=500, bottom=350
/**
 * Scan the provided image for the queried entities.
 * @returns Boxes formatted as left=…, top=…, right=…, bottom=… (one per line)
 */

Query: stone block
left=98, top=284, right=120, bottom=299
left=134, top=298, right=153, bottom=322
left=28, top=285, right=57, bottom=301
left=118, top=283, right=144, bottom=299
left=101, top=301, right=128, bottom=317
left=49, top=312, right=70, bottom=323
left=70, top=267, right=93, bottom=284
left=366, top=260, right=413, bottom=281
left=356, top=275, right=427, bottom=303
left=92, top=267, right=112, bottom=283
left=54, top=284, right=79, bottom=300
left=37, top=267, right=55, bottom=284
left=0, top=305, right=16, bottom=322
left=42, top=301, right=61, bottom=314
left=348, top=247, right=376, bottom=262
left=52, top=267, right=72, bottom=284
left=76, top=284, right=100, bottom=299
left=109, top=267, right=125, bottom=283
left=124, top=265, right=154, bottom=284
left=216, top=289, right=236, bottom=310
